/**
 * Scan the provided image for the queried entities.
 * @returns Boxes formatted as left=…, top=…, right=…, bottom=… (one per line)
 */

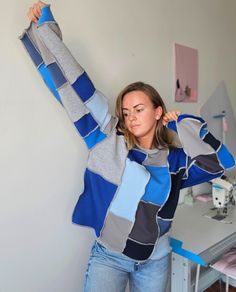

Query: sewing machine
left=204, top=177, right=236, bottom=223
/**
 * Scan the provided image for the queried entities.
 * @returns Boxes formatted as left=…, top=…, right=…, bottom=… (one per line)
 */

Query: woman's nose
left=128, top=112, right=137, bottom=121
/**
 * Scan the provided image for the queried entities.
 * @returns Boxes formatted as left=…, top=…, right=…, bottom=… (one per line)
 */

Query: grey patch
left=195, top=154, right=223, bottom=173
left=128, top=201, right=160, bottom=244
left=103, top=116, right=119, bottom=135
left=28, top=23, right=56, bottom=66
left=58, top=83, right=89, bottom=122
left=88, top=131, right=128, bottom=185
left=99, top=212, right=133, bottom=252
left=37, top=24, right=84, bottom=84
left=177, top=118, right=214, bottom=158
left=47, top=22, right=62, bottom=40
left=143, top=148, right=169, bottom=166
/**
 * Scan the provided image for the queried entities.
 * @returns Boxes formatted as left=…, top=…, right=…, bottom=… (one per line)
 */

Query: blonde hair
left=115, top=81, right=176, bottom=150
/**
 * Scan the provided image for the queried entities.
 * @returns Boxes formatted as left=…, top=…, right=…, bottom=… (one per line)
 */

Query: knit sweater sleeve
left=167, top=114, right=235, bottom=188
left=19, top=5, right=113, bottom=150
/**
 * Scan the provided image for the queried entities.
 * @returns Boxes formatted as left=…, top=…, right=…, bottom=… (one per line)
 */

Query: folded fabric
left=212, top=247, right=236, bottom=278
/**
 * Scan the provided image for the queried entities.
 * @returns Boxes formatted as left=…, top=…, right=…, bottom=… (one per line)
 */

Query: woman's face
left=122, top=90, right=162, bottom=148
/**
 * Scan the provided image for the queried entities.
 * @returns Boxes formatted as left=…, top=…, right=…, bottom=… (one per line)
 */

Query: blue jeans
left=83, top=241, right=170, bottom=292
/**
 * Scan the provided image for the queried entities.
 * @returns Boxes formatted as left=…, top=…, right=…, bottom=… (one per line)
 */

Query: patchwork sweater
left=20, top=5, right=235, bottom=261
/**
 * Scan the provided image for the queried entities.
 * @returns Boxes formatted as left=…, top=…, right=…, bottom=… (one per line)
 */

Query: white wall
left=1, top=1, right=236, bottom=291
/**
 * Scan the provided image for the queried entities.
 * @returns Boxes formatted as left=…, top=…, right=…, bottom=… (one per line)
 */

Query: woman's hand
left=162, top=110, right=181, bottom=126
left=27, top=0, right=47, bottom=23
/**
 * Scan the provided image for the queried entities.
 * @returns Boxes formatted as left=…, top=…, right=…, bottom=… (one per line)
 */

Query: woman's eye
left=123, top=112, right=129, bottom=117
left=136, top=108, right=144, bottom=113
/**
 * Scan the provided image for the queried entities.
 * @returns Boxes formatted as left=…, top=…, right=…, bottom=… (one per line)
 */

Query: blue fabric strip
left=38, top=6, right=55, bottom=25
left=177, top=114, right=205, bottom=124
left=170, top=237, right=206, bottom=266
left=21, top=33, right=43, bottom=67
left=72, top=169, right=117, bottom=237
left=217, top=144, right=236, bottom=169
left=38, top=63, right=61, bottom=102
left=72, top=72, right=96, bottom=102
left=84, top=127, right=107, bottom=149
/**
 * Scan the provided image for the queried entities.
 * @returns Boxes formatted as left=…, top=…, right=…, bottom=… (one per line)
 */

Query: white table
left=170, top=201, right=236, bottom=292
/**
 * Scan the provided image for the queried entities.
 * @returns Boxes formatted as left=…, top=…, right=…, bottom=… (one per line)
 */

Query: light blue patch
left=109, top=158, right=150, bottom=222
left=84, top=128, right=107, bottom=149
left=217, top=144, right=236, bottom=169
left=142, top=166, right=171, bottom=205
left=170, top=238, right=206, bottom=266
left=85, top=91, right=111, bottom=128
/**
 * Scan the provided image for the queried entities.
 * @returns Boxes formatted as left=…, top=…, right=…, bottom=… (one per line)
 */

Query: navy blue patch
left=127, top=149, right=147, bottom=164
left=203, top=132, right=221, bottom=151
left=72, top=72, right=96, bottom=102
left=47, top=63, right=67, bottom=89
left=123, top=239, right=154, bottom=260
left=168, top=147, right=187, bottom=173
left=21, top=33, right=43, bottom=67
left=158, top=170, right=185, bottom=219
left=74, top=113, right=98, bottom=137
left=72, top=169, right=117, bottom=237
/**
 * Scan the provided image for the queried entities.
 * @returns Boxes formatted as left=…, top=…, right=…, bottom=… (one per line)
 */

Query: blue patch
left=47, top=63, right=67, bottom=89
left=181, top=164, right=222, bottom=189
left=157, top=218, right=171, bottom=236
left=168, top=148, right=187, bottom=173
left=38, top=6, right=55, bottom=25
left=127, top=149, right=147, bottom=164
left=217, top=144, right=236, bottom=169
left=74, top=113, right=98, bottom=137
left=166, top=121, right=177, bottom=132
left=21, top=33, right=43, bottom=67
left=72, top=169, right=117, bottom=237
left=84, top=127, right=107, bottom=149
left=38, top=63, right=61, bottom=102
left=142, top=166, right=171, bottom=205
left=72, top=72, right=96, bottom=102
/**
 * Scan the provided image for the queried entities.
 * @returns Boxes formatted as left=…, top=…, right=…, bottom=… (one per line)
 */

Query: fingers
left=162, top=110, right=181, bottom=126
left=27, top=1, right=47, bottom=23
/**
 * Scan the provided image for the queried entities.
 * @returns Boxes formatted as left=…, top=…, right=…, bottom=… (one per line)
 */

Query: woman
left=21, top=2, right=235, bottom=291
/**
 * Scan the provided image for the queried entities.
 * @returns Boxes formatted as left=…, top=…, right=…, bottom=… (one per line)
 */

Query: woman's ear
left=155, top=106, right=163, bottom=120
